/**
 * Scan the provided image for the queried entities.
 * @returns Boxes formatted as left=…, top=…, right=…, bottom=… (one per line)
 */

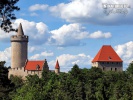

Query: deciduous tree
left=0, top=0, right=20, bottom=32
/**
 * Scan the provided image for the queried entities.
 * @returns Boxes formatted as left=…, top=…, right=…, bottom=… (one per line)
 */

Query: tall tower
left=10, top=23, right=28, bottom=68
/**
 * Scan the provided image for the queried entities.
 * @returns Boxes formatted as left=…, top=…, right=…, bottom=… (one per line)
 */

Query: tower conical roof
left=17, top=23, right=24, bottom=36
left=92, top=45, right=123, bottom=62
left=55, top=60, right=60, bottom=69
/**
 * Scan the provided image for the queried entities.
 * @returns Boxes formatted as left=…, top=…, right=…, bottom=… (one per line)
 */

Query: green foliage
left=126, top=62, right=133, bottom=75
left=1, top=63, right=133, bottom=100
left=0, top=0, right=20, bottom=32
left=10, top=75, right=23, bottom=86
left=0, top=61, right=12, bottom=99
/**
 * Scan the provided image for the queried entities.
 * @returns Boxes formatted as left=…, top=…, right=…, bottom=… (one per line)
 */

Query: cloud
left=0, top=30, right=15, bottom=42
left=0, top=47, right=11, bottom=66
left=30, top=51, right=54, bottom=60
left=13, top=19, right=50, bottom=45
left=49, top=53, right=92, bottom=72
left=49, top=0, right=133, bottom=25
left=15, top=19, right=50, bottom=45
left=30, top=12, right=38, bottom=16
left=49, top=23, right=111, bottom=46
left=0, top=19, right=50, bottom=45
left=0, top=18, right=111, bottom=47
left=29, top=4, right=48, bottom=11
left=115, top=41, right=133, bottom=69
left=28, top=46, right=43, bottom=53
left=49, top=23, right=88, bottom=46
left=89, top=31, right=111, bottom=38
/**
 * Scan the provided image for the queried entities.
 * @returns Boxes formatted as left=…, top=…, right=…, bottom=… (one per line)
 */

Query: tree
left=10, top=75, right=23, bottom=88
left=69, top=64, right=82, bottom=80
left=0, top=0, right=20, bottom=32
left=112, top=80, right=133, bottom=100
left=126, top=62, right=133, bottom=75
left=0, top=61, right=13, bottom=99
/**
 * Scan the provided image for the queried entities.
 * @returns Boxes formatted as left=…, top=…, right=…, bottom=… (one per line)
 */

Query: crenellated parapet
left=8, top=67, right=24, bottom=71
left=8, top=67, right=43, bottom=79
left=11, top=35, right=28, bottom=42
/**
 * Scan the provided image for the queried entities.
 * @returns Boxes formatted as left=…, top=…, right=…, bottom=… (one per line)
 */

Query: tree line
left=1, top=62, right=133, bottom=100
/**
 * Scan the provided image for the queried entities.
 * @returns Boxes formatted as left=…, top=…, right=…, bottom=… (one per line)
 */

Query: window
left=111, top=68, right=112, bottom=71
left=36, top=64, right=40, bottom=70
left=115, top=68, right=117, bottom=71
left=108, top=56, right=112, bottom=60
left=103, top=67, right=105, bottom=71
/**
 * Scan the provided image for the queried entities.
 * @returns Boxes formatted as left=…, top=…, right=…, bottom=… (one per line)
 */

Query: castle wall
left=92, top=62, right=123, bottom=72
left=8, top=67, right=42, bottom=80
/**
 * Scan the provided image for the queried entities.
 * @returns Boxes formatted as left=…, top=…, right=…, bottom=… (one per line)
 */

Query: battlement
left=8, top=67, right=43, bottom=79
left=11, top=35, right=28, bottom=42
left=8, top=67, right=25, bottom=71
left=9, top=67, right=42, bottom=73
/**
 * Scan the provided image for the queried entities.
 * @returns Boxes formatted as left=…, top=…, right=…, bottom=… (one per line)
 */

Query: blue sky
left=0, top=0, right=133, bottom=72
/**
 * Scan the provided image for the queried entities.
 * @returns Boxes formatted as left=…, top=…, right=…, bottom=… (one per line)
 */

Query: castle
left=8, top=24, right=123, bottom=79
left=92, top=45, right=123, bottom=71
left=8, top=23, right=60, bottom=79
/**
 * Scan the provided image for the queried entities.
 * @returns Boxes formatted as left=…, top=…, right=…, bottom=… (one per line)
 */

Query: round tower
left=10, top=23, right=28, bottom=68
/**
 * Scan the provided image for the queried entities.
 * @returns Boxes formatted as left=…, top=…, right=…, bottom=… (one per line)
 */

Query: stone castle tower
left=8, top=23, right=60, bottom=79
left=92, top=45, right=123, bottom=71
left=10, top=23, right=28, bottom=68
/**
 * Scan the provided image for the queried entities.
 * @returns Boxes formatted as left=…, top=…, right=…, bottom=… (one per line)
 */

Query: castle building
left=11, top=23, right=28, bottom=69
left=8, top=24, right=60, bottom=79
left=92, top=45, right=123, bottom=71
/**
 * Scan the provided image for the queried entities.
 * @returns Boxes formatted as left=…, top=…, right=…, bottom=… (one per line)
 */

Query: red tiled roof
left=24, top=60, right=45, bottom=71
left=92, top=45, right=123, bottom=62
left=55, top=60, right=60, bottom=69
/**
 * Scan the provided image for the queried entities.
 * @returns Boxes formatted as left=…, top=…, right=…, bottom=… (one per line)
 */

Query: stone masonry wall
left=11, top=42, right=28, bottom=68
left=92, top=62, right=123, bottom=72
left=8, top=67, right=42, bottom=80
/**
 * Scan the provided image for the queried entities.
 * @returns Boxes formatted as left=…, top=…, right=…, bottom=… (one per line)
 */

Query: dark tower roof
left=55, top=60, right=60, bottom=69
left=17, top=23, right=24, bottom=36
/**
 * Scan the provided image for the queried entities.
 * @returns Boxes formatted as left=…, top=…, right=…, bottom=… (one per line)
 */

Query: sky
left=0, top=0, right=133, bottom=72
